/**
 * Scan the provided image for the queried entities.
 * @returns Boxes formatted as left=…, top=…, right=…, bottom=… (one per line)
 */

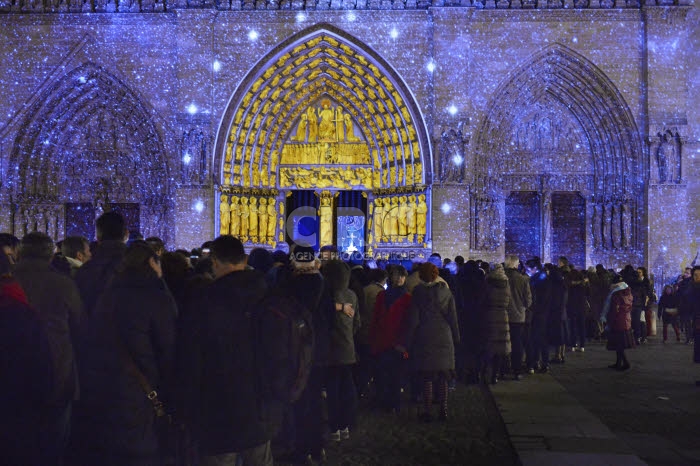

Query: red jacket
left=369, top=289, right=411, bottom=355
left=607, top=287, right=633, bottom=331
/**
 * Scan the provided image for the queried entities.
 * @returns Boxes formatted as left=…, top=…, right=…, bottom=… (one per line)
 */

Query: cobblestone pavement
left=277, top=384, right=519, bottom=466
left=548, top=334, right=700, bottom=466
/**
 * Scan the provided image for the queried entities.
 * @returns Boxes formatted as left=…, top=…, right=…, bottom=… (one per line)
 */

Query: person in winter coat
left=602, top=275, right=634, bottom=371
left=370, top=265, right=411, bottom=413
left=566, top=269, right=589, bottom=352
left=13, top=232, right=83, bottom=466
left=71, top=242, right=177, bottom=466
left=589, top=265, right=612, bottom=339
left=658, top=284, right=681, bottom=343
left=403, top=262, right=460, bottom=422
left=546, top=264, right=568, bottom=364
left=682, top=266, right=700, bottom=380
left=321, top=259, right=360, bottom=442
left=0, top=255, right=54, bottom=466
left=504, top=256, right=532, bottom=380
left=180, top=235, right=274, bottom=466
left=483, top=264, right=512, bottom=384
left=525, top=258, right=552, bottom=373
left=74, top=211, right=128, bottom=318
left=356, top=268, right=386, bottom=398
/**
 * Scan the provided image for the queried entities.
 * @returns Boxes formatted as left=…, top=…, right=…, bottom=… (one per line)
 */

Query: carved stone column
left=317, top=190, right=334, bottom=248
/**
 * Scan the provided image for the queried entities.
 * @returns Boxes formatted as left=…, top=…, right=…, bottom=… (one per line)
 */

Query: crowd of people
left=1, top=211, right=700, bottom=466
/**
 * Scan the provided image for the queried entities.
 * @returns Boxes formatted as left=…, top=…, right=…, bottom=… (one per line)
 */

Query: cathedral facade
left=0, top=1, right=698, bottom=282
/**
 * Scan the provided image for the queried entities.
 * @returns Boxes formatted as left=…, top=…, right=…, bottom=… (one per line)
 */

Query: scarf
left=600, top=281, right=629, bottom=324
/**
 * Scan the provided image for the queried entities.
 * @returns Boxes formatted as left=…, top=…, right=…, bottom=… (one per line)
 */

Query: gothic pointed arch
left=214, top=23, right=432, bottom=191
left=472, top=43, right=644, bottom=254
left=9, top=62, right=170, bottom=239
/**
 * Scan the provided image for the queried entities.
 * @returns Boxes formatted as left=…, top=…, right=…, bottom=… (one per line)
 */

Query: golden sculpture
left=318, top=192, right=333, bottom=247
left=293, top=114, right=308, bottom=142
left=249, top=197, right=259, bottom=242
left=278, top=218, right=285, bottom=243
left=344, top=114, right=361, bottom=142
left=318, top=100, right=336, bottom=142
left=278, top=166, right=372, bottom=189
left=388, top=197, right=399, bottom=242
left=407, top=194, right=417, bottom=238
left=230, top=196, right=241, bottom=238
left=267, top=198, right=277, bottom=245
left=239, top=197, right=250, bottom=241
left=398, top=195, right=408, bottom=238
left=335, top=107, right=344, bottom=142
left=219, top=195, right=230, bottom=235
left=258, top=198, right=268, bottom=244
left=307, top=107, right=318, bottom=142
left=373, top=198, right=384, bottom=243
left=416, top=194, right=427, bottom=243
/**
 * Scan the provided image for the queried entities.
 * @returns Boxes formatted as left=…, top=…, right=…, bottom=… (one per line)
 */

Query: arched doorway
left=8, top=63, right=170, bottom=242
left=472, top=44, right=644, bottom=268
left=214, top=24, right=432, bottom=257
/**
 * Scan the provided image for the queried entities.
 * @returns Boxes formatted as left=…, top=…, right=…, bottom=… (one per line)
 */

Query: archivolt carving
left=215, top=25, right=431, bottom=191
left=8, top=62, right=169, bottom=239
left=472, top=44, right=643, bottom=251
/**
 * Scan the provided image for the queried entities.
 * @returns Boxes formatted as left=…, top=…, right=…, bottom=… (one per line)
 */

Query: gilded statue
left=373, top=198, right=384, bottom=243
left=344, top=114, right=361, bottom=142
left=407, top=194, right=417, bottom=238
left=398, top=195, right=408, bottom=238
left=267, top=198, right=277, bottom=245
left=307, top=107, right=318, bottom=142
left=388, top=197, right=399, bottom=242
left=319, top=194, right=333, bottom=247
left=251, top=78, right=264, bottom=93
left=278, top=218, right=285, bottom=243
left=293, top=114, right=308, bottom=142
left=318, top=100, right=336, bottom=142
left=230, top=196, right=241, bottom=237
left=416, top=194, right=427, bottom=243
left=258, top=198, right=268, bottom=244
left=335, top=108, right=344, bottom=142
left=249, top=197, right=259, bottom=242
left=219, top=195, right=230, bottom=235
left=239, top=197, right=250, bottom=241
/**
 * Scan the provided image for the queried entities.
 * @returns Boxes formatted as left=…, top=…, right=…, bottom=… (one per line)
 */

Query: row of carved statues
left=219, top=194, right=282, bottom=245
left=12, top=205, right=63, bottom=240
left=591, top=202, right=633, bottom=250
left=369, top=193, right=427, bottom=245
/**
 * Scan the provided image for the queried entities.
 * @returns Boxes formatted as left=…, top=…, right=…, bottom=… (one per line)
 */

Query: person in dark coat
left=546, top=264, right=568, bottom=363
left=483, top=264, right=511, bottom=384
left=71, top=242, right=177, bottom=466
left=181, top=235, right=273, bottom=466
left=681, top=266, right=700, bottom=382
left=370, top=265, right=411, bottom=413
left=658, top=284, right=681, bottom=343
left=13, top=232, right=83, bottom=466
left=589, top=264, right=611, bottom=339
left=0, top=255, right=54, bottom=466
left=504, top=255, right=531, bottom=380
left=274, top=245, right=327, bottom=465
left=321, top=259, right=360, bottom=441
left=566, top=269, right=590, bottom=352
left=403, top=262, right=460, bottom=422
left=75, top=211, right=129, bottom=318
left=457, top=260, right=488, bottom=383
left=602, top=275, right=634, bottom=371
left=525, top=257, right=552, bottom=374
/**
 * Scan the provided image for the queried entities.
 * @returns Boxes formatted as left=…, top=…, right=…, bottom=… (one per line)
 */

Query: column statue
left=602, top=203, right=612, bottom=250
left=621, top=202, right=632, bottom=248
left=239, top=197, right=250, bottom=242
left=373, top=198, right=384, bottom=244
left=318, top=193, right=333, bottom=247
left=219, top=195, right=230, bottom=235
left=398, top=195, right=408, bottom=238
left=591, top=203, right=600, bottom=249
left=230, top=196, right=241, bottom=237
left=416, top=194, right=427, bottom=244
left=611, top=203, right=622, bottom=249
left=249, top=197, right=259, bottom=243
left=267, top=198, right=277, bottom=246
left=258, top=198, right=268, bottom=245
left=344, top=114, right=361, bottom=142
left=335, top=107, right=344, bottom=142
left=389, top=197, right=399, bottom=243
left=407, top=194, right=417, bottom=241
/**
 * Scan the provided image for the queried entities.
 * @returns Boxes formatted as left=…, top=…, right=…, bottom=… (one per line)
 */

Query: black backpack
left=256, top=294, right=314, bottom=404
